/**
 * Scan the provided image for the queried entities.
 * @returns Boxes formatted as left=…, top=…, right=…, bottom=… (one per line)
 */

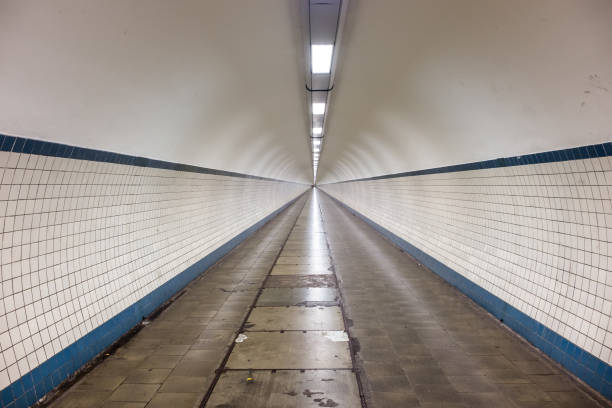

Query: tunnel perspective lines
left=43, top=187, right=611, bottom=407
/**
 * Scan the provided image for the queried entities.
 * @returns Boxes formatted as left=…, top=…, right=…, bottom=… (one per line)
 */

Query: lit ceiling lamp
left=312, top=103, right=325, bottom=115
left=313, top=127, right=323, bottom=136
left=311, top=44, right=333, bottom=74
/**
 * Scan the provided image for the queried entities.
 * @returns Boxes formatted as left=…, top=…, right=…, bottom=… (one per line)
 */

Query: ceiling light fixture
left=312, top=103, right=325, bottom=115
left=312, top=127, right=323, bottom=136
left=311, top=44, right=334, bottom=74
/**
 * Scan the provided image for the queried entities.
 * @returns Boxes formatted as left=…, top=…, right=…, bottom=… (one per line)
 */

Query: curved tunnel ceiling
left=1, top=1, right=611, bottom=185
left=0, top=1, right=312, bottom=183
left=318, top=0, right=612, bottom=183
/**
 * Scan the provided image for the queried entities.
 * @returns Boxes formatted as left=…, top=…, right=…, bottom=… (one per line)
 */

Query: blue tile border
left=0, top=133, right=300, bottom=183
left=324, top=142, right=612, bottom=184
left=320, top=189, right=612, bottom=402
left=0, top=191, right=306, bottom=408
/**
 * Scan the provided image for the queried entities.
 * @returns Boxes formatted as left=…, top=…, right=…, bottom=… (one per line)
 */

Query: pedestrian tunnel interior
left=0, top=1, right=611, bottom=407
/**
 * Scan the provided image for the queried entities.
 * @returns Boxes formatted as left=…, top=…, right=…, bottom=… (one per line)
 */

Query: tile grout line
left=198, top=194, right=309, bottom=407
left=315, top=191, right=369, bottom=408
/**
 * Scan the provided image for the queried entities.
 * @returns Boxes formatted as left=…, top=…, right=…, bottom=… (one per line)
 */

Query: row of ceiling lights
left=310, top=44, right=333, bottom=177
left=304, top=0, right=345, bottom=181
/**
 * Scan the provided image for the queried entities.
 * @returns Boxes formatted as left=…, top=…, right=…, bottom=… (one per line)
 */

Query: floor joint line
left=199, top=194, right=309, bottom=407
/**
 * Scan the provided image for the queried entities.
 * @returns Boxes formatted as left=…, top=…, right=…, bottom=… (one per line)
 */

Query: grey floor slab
left=109, top=384, right=160, bottom=402
left=281, top=247, right=329, bottom=255
left=264, top=274, right=337, bottom=288
left=206, top=370, right=362, bottom=408
left=270, top=264, right=332, bottom=275
left=279, top=249, right=330, bottom=257
left=146, top=392, right=202, bottom=408
left=276, top=256, right=331, bottom=266
left=51, top=391, right=113, bottom=408
left=226, top=331, right=352, bottom=369
left=256, top=287, right=339, bottom=307
left=245, top=306, right=344, bottom=331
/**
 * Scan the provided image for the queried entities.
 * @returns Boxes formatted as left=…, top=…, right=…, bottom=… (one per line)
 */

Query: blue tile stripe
left=325, top=142, right=612, bottom=184
left=321, top=189, right=612, bottom=402
left=0, top=190, right=305, bottom=408
left=0, top=133, right=299, bottom=183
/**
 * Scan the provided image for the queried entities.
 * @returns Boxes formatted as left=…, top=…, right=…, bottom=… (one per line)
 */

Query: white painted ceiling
left=1, top=1, right=611, bottom=185
left=318, top=0, right=612, bottom=183
left=0, top=0, right=312, bottom=183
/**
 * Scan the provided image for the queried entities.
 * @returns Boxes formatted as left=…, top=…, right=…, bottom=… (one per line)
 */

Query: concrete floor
left=48, top=189, right=607, bottom=408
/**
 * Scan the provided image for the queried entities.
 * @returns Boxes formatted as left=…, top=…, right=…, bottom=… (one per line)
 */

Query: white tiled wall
left=0, top=151, right=306, bottom=389
left=320, top=156, right=612, bottom=365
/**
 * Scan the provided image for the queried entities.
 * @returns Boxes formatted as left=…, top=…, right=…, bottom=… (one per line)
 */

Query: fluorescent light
left=313, top=139, right=321, bottom=146
left=313, top=147, right=320, bottom=153
left=313, top=127, right=322, bottom=136
left=312, top=44, right=333, bottom=74
left=312, top=103, right=325, bottom=115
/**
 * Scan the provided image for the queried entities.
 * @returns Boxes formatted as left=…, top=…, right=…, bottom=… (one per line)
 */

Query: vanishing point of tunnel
left=0, top=1, right=611, bottom=407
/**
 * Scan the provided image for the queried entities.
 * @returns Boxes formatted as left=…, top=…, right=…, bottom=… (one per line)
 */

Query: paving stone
left=138, top=355, right=182, bottom=369
left=206, top=370, right=361, bottom=407
left=74, top=376, right=126, bottom=391
left=226, top=331, right=352, bottom=369
left=370, top=391, right=421, bottom=408
left=145, top=392, right=202, bottom=408
left=264, top=274, right=337, bottom=288
left=278, top=249, right=330, bottom=257
left=270, top=264, right=332, bottom=275
left=257, top=287, right=339, bottom=306
left=276, top=256, right=331, bottom=266
left=52, top=391, right=112, bottom=408
left=245, top=306, right=344, bottom=331
left=109, top=384, right=159, bottom=402
left=172, top=360, right=220, bottom=377
left=155, top=345, right=191, bottom=356
left=158, top=375, right=210, bottom=393
left=124, top=368, right=172, bottom=384
left=100, top=402, right=147, bottom=408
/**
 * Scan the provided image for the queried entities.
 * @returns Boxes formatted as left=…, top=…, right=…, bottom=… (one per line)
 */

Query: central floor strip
left=202, top=190, right=364, bottom=407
